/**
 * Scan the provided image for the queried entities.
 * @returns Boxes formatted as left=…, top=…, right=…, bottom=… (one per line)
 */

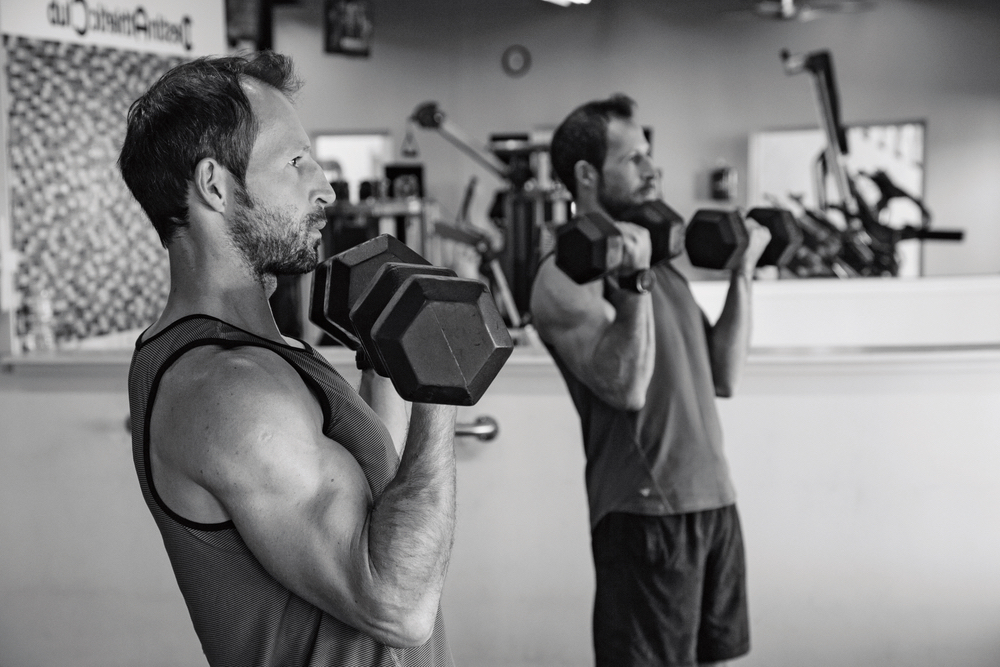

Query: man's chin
left=272, top=253, right=320, bottom=277
left=280, top=262, right=318, bottom=276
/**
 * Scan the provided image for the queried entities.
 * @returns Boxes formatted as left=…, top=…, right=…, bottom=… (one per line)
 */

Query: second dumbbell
left=684, top=207, right=802, bottom=271
left=310, top=235, right=513, bottom=405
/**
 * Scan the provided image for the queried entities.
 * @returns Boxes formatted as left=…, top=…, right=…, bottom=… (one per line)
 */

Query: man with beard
left=530, top=94, right=770, bottom=667
left=117, top=52, right=456, bottom=666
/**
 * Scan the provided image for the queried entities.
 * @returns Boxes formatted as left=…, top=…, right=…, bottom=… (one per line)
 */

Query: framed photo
left=226, top=0, right=273, bottom=50
left=324, top=0, right=373, bottom=57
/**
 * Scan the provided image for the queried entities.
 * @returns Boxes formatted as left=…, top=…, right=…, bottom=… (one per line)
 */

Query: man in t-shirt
left=118, top=52, right=456, bottom=666
left=530, top=94, right=770, bottom=667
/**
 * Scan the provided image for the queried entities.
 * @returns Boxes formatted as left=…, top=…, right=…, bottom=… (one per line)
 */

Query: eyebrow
left=617, top=146, right=650, bottom=163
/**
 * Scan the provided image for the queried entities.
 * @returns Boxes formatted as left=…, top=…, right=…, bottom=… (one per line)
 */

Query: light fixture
left=540, top=0, right=591, bottom=7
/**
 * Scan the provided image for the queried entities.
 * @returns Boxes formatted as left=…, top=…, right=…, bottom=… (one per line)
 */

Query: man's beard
left=597, top=173, right=639, bottom=220
left=597, top=189, right=631, bottom=220
left=228, top=186, right=325, bottom=281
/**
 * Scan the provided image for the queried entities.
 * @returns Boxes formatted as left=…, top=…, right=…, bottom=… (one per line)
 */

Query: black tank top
left=128, top=315, right=453, bottom=667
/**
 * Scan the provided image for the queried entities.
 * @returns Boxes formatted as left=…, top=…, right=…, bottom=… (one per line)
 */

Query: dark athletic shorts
left=591, top=505, right=749, bottom=667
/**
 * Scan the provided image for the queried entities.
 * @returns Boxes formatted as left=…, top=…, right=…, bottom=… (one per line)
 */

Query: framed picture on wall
left=324, top=0, right=374, bottom=57
left=226, top=0, right=272, bottom=50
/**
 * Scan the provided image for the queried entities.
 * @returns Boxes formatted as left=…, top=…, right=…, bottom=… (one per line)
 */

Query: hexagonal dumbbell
left=350, top=262, right=457, bottom=378
left=555, top=211, right=654, bottom=293
left=684, top=209, right=750, bottom=271
left=746, top=207, right=804, bottom=268
left=556, top=211, right=624, bottom=284
left=310, top=234, right=429, bottom=351
left=686, top=208, right=802, bottom=270
left=619, top=199, right=686, bottom=265
left=309, top=235, right=514, bottom=405
left=371, top=271, right=513, bottom=405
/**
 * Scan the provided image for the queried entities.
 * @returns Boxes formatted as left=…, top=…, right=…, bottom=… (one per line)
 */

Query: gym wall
left=272, top=0, right=1000, bottom=278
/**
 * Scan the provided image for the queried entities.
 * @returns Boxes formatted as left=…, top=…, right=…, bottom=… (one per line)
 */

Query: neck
left=574, top=186, right=604, bottom=217
left=150, top=235, right=285, bottom=342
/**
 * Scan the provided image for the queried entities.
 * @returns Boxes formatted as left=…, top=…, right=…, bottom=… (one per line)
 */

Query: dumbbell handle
left=557, top=211, right=655, bottom=286
left=615, top=269, right=654, bottom=294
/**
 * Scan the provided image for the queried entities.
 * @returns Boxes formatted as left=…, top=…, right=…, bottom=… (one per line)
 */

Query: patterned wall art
left=6, top=36, right=183, bottom=348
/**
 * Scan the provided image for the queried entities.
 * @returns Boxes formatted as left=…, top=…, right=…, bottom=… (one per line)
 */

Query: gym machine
left=780, top=48, right=963, bottom=277
left=409, top=101, right=568, bottom=324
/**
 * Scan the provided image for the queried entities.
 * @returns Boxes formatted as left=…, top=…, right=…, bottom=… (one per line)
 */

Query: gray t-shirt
left=548, top=263, right=736, bottom=529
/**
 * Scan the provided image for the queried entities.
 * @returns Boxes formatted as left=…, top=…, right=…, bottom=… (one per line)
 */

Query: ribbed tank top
left=128, top=315, right=453, bottom=667
left=547, top=263, right=736, bottom=529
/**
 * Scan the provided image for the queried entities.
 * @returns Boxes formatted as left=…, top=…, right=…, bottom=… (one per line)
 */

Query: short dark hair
left=549, top=94, right=636, bottom=198
left=118, top=51, right=301, bottom=246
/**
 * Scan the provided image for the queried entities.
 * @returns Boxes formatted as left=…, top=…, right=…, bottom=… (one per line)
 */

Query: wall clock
left=501, top=45, right=532, bottom=77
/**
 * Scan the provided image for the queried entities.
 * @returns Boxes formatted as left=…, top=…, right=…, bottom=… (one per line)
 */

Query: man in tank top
left=118, top=52, right=456, bottom=666
left=530, top=94, right=770, bottom=667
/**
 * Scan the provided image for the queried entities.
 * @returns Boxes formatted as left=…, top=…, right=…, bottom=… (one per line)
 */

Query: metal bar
left=455, top=415, right=499, bottom=442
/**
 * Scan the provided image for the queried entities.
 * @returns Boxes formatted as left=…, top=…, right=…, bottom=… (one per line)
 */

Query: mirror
left=750, top=121, right=928, bottom=276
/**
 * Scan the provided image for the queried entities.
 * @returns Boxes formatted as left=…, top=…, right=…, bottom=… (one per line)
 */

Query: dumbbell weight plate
left=556, top=212, right=624, bottom=284
left=746, top=207, right=804, bottom=267
left=620, top=200, right=686, bottom=265
left=685, top=209, right=749, bottom=271
left=309, top=234, right=430, bottom=349
left=372, top=275, right=514, bottom=405
left=350, top=262, right=458, bottom=377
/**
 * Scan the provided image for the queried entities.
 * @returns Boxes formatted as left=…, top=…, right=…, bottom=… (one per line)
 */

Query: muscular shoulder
left=530, top=257, right=610, bottom=334
left=530, top=256, right=612, bottom=350
left=153, top=345, right=324, bottom=478
left=163, top=345, right=313, bottom=413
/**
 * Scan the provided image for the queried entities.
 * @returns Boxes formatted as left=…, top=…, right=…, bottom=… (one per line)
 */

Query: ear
left=191, top=157, right=231, bottom=215
left=573, top=159, right=599, bottom=193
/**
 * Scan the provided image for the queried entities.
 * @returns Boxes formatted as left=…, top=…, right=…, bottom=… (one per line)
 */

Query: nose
left=309, top=158, right=337, bottom=207
left=314, top=179, right=336, bottom=207
left=638, top=154, right=656, bottom=180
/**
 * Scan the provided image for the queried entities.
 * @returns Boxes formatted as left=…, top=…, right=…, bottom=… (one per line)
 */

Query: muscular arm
left=706, top=216, right=769, bottom=397
left=706, top=268, right=753, bottom=398
left=530, top=255, right=655, bottom=411
left=150, top=346, right=456, bottom=647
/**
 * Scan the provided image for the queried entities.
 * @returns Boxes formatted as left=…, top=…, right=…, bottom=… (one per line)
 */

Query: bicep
left=530, top=261, right=614, bottom=389
left=223, top=410, right=379, bottom=623
left=167, top=352, right=384, bottom=627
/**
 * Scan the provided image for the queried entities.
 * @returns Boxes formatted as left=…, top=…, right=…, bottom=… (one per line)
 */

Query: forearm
left=365, top=402, right=456, bottom=639
left=709, top=269, right=753, bottom=397
left=591, top=287, right=655, bottom=410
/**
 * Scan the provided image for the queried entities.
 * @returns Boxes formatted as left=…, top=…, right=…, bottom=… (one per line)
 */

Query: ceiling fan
left=747, top=0, right=876, bottom=21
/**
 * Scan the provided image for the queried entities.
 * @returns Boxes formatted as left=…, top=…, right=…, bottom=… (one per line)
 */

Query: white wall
left=724, top=350, right=1000, bottom=667
left=273, top=0, right=1000, bottom=276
